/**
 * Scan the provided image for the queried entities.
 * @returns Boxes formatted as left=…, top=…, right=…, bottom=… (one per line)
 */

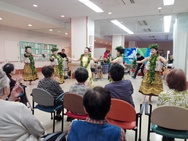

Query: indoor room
left=0, top=0, right=188, bottom=141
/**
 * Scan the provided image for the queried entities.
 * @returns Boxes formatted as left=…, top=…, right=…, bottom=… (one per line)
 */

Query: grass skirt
left=139, top=71, right=163, bottom=96
left=23, top=64, right=38, bottom=81
left=54, top=65, right=64, bottom=84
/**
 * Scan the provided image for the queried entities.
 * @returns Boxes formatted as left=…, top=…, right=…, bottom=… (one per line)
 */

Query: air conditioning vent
left=137, top=20, right=148, bottom=26
left=118, top=0, right=135, bottom=4
left=121, top=0, right=126, bottom=4
left=130, top=0, right=135, bottom=3
left=143, top=28, right=151, bottom=32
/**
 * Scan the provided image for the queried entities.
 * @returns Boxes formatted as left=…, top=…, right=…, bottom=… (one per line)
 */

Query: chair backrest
left=63, top=92, right=86, bottom=115
left=106, top=98, right=136, bottom=122
left=151, top=105, right=188, bottom=130
left=32, top=88, right=54, bottom=106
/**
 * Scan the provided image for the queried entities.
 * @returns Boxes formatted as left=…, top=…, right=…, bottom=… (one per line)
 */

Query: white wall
left=0, top=25, right=71, bottom=69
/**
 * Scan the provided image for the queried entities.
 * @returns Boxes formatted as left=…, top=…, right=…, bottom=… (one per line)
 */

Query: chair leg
left=53, top=112, right=55, bottom=133
left=138, top=115, right=142, bottom=141
left=61, top=106, right=64, bottom=132
left=135, top=128, right=138, bottom=141
left=32, top=100, right=34, bottom=115
left=51, top=113, right=53, bottom=119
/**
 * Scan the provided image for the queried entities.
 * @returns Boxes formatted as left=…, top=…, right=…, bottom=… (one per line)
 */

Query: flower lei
left=51, top=54, right=63, bottom=76
left=148, top=54, right=159, bottom=84
left=80, top=54, right=91, bottom=68
left=25, top=53, right=37, bottom=75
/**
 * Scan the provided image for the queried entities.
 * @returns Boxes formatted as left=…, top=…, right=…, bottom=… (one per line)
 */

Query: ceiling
left=0, top=0, right=188, bottom=44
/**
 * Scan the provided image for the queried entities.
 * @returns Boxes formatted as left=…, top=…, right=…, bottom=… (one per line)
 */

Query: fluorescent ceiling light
left=164, top=15, right=172, bottom=33
left=163, top=0, right=175, bottom=5
left=111, top=20, right=134, bottom=34
left=79, top=0, right=103, bottom=13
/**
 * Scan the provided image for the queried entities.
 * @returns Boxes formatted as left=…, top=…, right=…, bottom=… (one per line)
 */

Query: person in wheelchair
left=2, top=63, right=28, bottom=104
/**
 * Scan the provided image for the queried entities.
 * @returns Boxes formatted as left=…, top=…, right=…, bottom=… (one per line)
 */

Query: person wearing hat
left=50, top=47, right=64, bottom=84
left=69, top=47, right=102, bottom=88
left=23, top=46, right=45, bottom=85
left=132, top=53, right=145, bottom=79
left=137, top=44, right=167, bottom=103
left=110, top=46, right=125, bottom=68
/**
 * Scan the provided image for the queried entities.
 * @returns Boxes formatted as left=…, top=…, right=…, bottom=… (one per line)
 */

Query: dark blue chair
left=31, top=88, right=64, bottom=133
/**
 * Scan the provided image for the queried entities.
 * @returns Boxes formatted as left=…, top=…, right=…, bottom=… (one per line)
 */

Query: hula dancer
left=137, top=44, right=167, bottom=103
left=69, top=47, right=101, bottom=87
left=23, top=46, right=45, bottom=85
left=50, top=47, right=64, bottom=84
left=110, top=46, right=125, bottom=67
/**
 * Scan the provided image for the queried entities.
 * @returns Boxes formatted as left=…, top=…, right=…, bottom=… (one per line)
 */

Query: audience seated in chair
left=3, top=63, right=24, bottom=99
left=68, top=86, right=126, bottom=141
left=0, top=69, right=45, bottom=141
left=69, top=67, right=90, bottom=96
left=157, top=69, right=188, bottom=141
left=105, top=63, right=135, bottom=107
left=37, top=65, right=64, bottom=120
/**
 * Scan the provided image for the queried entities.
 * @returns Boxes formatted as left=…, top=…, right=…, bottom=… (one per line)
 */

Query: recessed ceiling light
left=100, top=41, right=102, bottom=43
left=108, top=12, right=112, bottom=15
left=106, top=42, right=107, bottom=44
left=158, top=7, right=162, bottom=10
left=58, top=31, right=61, bottom=33
left=61, top=15, right=65, bottom=18
left=49, top=29, right=53, bottom=31
left=0, top=18, right=2, bottom=20
left=33, top=4, right=38, bottom=7
left=28, top=24, right=32, bottom=27
left=65, top=32, right=68, bottom=35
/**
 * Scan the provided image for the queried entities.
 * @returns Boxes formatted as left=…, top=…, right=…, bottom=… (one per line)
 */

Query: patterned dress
left=157, top=89, right=188, bottom=108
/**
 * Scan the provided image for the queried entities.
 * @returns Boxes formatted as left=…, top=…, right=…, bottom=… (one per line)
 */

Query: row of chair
left=31, top=88, right=188, bottom=140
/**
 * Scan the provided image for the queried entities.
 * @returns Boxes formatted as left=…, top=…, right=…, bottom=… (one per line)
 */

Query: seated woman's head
left=166, top=69, right=187, bottom=91
left=109, top=63, right=124, bottom=81
left=74, top=67, right=88, bottom=83
left=83, top=86, right=111, bottom=120
left=0, top=69, right=10, bottom=98
left=41, top=65, right=54, bottom=78
left=3, top=63, right=15, bottom=75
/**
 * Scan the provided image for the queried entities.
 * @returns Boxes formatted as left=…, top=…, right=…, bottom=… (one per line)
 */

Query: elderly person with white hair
left=0, top=69, right=45, bottom=141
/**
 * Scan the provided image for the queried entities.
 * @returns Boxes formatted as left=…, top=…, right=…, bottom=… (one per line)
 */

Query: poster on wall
left=123, top=47, right=150, bottom=65
left=19, top=41, right=57, bottom=61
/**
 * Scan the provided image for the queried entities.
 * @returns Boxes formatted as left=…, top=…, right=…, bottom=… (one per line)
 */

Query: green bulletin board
left=19, top=41, right=57, bottom=61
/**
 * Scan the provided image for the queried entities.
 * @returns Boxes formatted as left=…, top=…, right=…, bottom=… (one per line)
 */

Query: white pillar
left=173, top=13, right=188, bottom=78
left=71, top=17, right=94, bottom=59
left=112, top=35, right=124, bottom=58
